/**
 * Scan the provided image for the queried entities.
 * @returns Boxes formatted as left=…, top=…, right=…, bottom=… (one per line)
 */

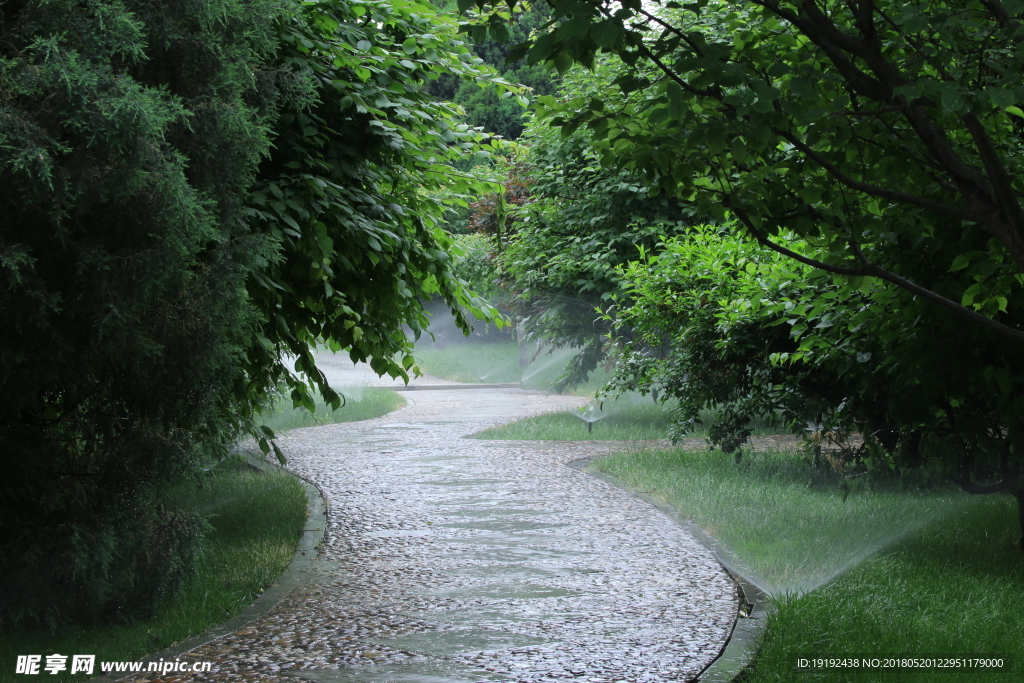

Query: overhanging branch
left=732, top=207, right=868, bottom=277
left=777, top=130, right=979, bottom=221
left=732, top=207, right=1024, bottom=344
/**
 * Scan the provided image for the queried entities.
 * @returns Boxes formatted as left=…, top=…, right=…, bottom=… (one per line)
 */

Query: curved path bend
left=130, top=382, right=738, bottom=683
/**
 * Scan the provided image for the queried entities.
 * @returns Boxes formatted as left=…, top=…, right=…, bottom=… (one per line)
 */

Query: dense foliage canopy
left=0, top=0, right=506, bottom=627
left=239, top=0, right=509, bottom=438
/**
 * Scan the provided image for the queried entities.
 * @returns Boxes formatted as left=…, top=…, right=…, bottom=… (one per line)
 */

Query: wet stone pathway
left=132, top=386, right=738, bottom=683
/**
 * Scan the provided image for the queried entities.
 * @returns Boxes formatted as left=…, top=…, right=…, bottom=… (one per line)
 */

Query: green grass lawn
left=258, top=386, right=405, bottom=433
left=595, top=448, right=1024, bottom=682
left=412, top=341, right=615, bottom=395
left=0, top=456, right=308, bottom=682
left=475, top=401, right=784, bottom=442
left=474, top=401, right=674, bottom=441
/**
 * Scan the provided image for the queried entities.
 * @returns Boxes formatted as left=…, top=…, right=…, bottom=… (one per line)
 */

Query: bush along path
left=113, top=386, right=739, bottom=682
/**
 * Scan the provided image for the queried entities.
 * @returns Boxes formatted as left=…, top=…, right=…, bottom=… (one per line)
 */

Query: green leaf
left=666, top=80, right=686, bottom=121
left=961, top=283, right=982, bottom=307
left=787, top=78, right=818, bottom=100
left=557, top=17, right=592, bottom=41
left=988, top=88, right=1014, bottom=109
left=527, top=32, right=557, bottom=65
left=940, top=86, right=965, bottom=113
left=552, top=50, right=574, bottom=76
left=505, top=43, right=530, bottom=63
left=948, top=254, right=971, bottom=272
left=591, top=20, right=623, bottom=48
left=489, top=22, right=510, bottom=44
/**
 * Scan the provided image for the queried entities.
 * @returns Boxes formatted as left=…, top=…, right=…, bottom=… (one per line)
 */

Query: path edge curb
left=567, top=456, right=767, bottom=683
left=90, top=450, right=327, bottom=682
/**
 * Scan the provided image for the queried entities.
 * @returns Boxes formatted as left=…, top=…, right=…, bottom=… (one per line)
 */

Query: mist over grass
left=596, top=447, right=973, bottom=595
left=0, top=456, right=307, bottom=681
left=751, top=511, right=1024, bottom=682
left=412, top=341, right=521, bottom=383
left=258, top=387, right=405, bottom=433
left=411, top=340, right=615, bottom=395
left=595, top=447, right=1024, bottom=681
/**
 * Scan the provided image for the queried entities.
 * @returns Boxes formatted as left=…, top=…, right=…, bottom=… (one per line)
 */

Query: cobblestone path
left=132, top=385, right=738, bottom=683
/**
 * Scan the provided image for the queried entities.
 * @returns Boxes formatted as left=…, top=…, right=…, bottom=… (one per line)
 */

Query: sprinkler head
left=588, top=421, right=593, bottom=433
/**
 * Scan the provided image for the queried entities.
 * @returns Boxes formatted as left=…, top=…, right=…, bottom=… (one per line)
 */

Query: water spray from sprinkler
left=576, top=402, right=606, bottom=433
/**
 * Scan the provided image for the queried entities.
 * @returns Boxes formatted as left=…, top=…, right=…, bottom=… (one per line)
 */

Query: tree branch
left=733, top=208, right=1024, bottom=343
left=636, top=7, right=706, bottom=57
left=845, top=232, right=1024, bottom=343
left=760, top=0, right=1006, bottom=226
left=731, top=207, right=870, bottom=277
left=633, top=42, right=720, bottom=99
left=978, top=0, right=1020, bottom=30
left=962, top=112, right=1024, bottom=269
left=776, top=129, right=979, bottom=221
left=830, top=104, right=905, bottom=116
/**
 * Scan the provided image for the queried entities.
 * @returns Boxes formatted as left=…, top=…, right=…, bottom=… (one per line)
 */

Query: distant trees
left=451, top=65, right=698, bottom=390
left=0, top=0, right=506, bottom=627
left=496, top=80, right=697, bottom=389
left=429, top=0, right=557, bottom=139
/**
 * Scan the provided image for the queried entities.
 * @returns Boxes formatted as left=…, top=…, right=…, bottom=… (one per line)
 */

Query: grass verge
left=474, top=402, right=673, bottom=441
left=594, top=447, right=1024, bottom=682
left=475, top=403, right=783, bottom=442
left=0, top=456, right=308, bottom=682
left=258, top=386, right=405, bottom=433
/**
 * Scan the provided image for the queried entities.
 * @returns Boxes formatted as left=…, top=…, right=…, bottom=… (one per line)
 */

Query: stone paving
left=127, top=383, right=739, bottom=683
